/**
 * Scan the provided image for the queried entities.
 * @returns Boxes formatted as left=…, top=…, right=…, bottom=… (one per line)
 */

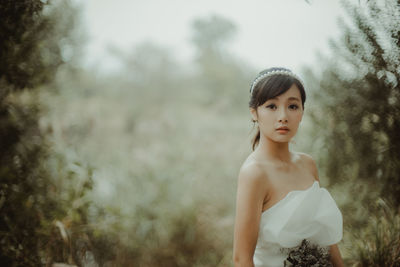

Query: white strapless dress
left=253, top=181, right=343, bottom=267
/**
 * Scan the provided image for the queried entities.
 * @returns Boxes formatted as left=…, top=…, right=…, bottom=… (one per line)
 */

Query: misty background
left=1, top=0, right=399, bottom=266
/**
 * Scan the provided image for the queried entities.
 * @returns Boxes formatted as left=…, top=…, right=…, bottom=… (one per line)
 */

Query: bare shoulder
left=295, top=152, right=320, bottom=182
left=238, top=161, right=266, bottom=182
left=296, top=151, right=314, bottom=164
left=237, top=161, right=270, bottom=189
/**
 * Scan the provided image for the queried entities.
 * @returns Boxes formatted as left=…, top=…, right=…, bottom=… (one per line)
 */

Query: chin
left=276, top=139, right=291, bottom=143
left=275, top=134, right=294, bottom=142
left=270, top=137, right=291, bottom=143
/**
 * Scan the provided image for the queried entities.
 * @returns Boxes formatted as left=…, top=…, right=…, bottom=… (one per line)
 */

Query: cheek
left=291, top=111, right=303, bottom=121
left=261, top=115, right=276, bottom=126
left=257, top=110, right=272, bottom=120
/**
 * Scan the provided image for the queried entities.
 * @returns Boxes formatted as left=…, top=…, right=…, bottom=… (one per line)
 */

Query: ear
left=250, top=107, right=258, bottom=121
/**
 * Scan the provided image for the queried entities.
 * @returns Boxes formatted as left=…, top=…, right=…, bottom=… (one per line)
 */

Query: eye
left=289, top=104, right=299, bottom=110
left=266, top=104, right=277, bottom=110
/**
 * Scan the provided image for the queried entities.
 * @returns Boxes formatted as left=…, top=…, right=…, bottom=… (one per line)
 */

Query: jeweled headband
left=249, top=69, right=305, bottom=95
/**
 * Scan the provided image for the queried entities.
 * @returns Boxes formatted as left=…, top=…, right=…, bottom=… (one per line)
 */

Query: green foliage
left=305, top=0, right=400, bottom=204
left=0, top=0, right=96, bottom=266
left=0, top=91, right=46, bottom=266
left=349, top=200, right=400, bottom=267
left=0, top=0, right=59, bottom=263
left=1, top=0, right=56, bottom=89
left=0, top=89, right=97, bottom=266
left=303, top=0, right=400, bottom=265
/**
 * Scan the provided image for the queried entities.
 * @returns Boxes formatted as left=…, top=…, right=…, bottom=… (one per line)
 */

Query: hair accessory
left=250, top=69, right=305, bottom=95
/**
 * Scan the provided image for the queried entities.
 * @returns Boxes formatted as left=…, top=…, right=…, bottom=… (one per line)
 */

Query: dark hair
left=249, top=67, right=306, bottom=151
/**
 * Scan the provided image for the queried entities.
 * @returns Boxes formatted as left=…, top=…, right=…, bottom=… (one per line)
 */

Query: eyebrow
left=269, top=96, right=301, bottom=102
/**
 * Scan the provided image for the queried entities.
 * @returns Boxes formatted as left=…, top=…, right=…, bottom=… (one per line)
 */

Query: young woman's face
left=250, top=84, right=304, bottom=143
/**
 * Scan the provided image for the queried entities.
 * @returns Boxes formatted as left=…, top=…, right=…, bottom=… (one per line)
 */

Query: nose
left=278, top=107, right=288, bottom=123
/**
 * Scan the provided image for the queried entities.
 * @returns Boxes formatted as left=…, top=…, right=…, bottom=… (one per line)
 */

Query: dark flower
left=280, top=239, right=332, bottom=267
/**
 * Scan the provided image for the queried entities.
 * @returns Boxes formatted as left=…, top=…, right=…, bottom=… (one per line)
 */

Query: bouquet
left=280, top=239, right=332, bottom=267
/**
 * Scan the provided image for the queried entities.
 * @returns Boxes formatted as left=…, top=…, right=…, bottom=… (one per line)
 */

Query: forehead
left=270, top=84, right=301, bottom=101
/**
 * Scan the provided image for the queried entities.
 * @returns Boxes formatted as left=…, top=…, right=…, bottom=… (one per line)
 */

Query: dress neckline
left=261, top=181, right=319, bottom=215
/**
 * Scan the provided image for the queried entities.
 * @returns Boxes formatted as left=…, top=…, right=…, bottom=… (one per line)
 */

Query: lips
left=276, top=126, right=289, bottom=131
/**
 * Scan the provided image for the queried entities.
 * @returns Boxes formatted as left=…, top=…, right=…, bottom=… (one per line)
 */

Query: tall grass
left=348, top=199, right=400, bottom=267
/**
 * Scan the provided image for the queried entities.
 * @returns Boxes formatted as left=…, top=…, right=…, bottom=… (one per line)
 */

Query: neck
left=255, top=133, right=292, bottom=163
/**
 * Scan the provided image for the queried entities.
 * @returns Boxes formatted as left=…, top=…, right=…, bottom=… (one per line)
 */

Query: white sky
left=81, top=0, right=350, bottom=74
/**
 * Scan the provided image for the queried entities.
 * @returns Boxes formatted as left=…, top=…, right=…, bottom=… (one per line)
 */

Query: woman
left=233, top=67, right=344, bottom=267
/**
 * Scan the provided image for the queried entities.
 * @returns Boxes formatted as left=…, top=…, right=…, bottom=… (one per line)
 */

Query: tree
left=190, top=15, right=253, bottom=108
left=0, top=1, right=94, bottom=265
left=302, top=2, right=400, bottom=264
left=191, top=15, right=237, bottom=57
left=306, top=0, right=400, bottom=208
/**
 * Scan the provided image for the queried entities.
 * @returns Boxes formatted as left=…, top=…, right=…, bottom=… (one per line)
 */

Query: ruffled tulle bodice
left=253, top=181, right=343, bottom=267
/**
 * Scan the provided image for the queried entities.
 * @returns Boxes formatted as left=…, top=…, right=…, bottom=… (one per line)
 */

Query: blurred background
left=1, top=0, right=399, bottom=266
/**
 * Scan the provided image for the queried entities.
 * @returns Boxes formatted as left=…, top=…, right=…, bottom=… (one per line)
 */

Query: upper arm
left=233, top=165, right=268, bottom=263
left=300, top=153, right=320, bottom=182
